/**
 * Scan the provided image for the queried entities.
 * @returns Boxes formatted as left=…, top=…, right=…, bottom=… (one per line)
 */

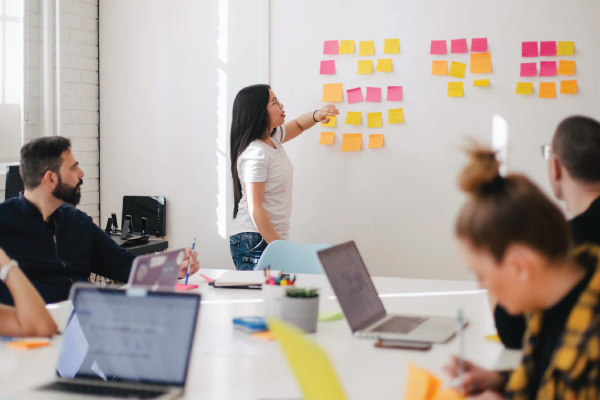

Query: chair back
left=255, top=240, right=332, bottom=275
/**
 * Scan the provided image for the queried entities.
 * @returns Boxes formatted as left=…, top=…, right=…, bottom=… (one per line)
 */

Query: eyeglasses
left=541, top=144, right=555, bottom=160
left=267, top=98, right=284, bottom=109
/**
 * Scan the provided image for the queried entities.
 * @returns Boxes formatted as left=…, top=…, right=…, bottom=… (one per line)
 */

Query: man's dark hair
left=553, top=116, right=600, bottom=184
left=20, top=136, right=72, bottom=190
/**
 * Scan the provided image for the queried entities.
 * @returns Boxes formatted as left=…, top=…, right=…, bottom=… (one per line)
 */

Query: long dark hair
left=230, top=84, right=273, bottom=218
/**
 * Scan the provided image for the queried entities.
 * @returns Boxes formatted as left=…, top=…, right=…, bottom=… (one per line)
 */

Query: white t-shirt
left=230, top=126, right=293, bottom=240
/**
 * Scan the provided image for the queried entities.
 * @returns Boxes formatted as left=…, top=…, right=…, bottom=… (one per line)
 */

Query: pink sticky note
left=199, top=274, right=215, bottom=283
left=366, top=87, right=382, bottom=102
left=175, top=283, right=199, bottom=291
left=540, top=61, right=557, bottom=77
left=471, top=38, right=488, bottom=52
left=323, top=40, right=339, bottom=55
left=540, top=41, right=557, bottom=56
left=347, top=87, right=363, bottom=104
left=387, top=86, right=403, bottom=101
left=520, top=62, right=537, bottom=77
left=430, top=40, right=446, bottom=55
left=320, top=60, right=335, bottom=75
left=451, top=38, right=468, bottom=53
left=522, top=41, right=538, bottom=57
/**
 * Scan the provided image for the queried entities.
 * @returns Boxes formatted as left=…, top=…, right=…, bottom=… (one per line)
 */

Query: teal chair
left=255, top=240, right=332, bottom=275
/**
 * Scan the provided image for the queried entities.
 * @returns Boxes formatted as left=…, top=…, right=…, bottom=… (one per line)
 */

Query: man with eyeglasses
left=495, top=115, right=600, bottom=349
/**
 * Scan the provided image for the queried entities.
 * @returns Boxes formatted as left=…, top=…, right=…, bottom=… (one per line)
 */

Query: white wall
left=271, top=0, right=600, bottom=280
left=99, top=0, right=265, bottom=269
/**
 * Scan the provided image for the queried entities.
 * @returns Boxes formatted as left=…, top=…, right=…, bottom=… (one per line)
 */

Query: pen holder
left=263, top=284, right=290, bottom=319
left=281, top=295, right=319, bottom=333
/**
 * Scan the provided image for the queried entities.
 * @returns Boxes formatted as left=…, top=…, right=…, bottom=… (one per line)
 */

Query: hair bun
left=459, top=146, right=501, bottom=194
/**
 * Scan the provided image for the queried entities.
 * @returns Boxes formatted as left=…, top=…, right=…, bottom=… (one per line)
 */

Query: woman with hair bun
left=445, top=145, right=600, bottom=400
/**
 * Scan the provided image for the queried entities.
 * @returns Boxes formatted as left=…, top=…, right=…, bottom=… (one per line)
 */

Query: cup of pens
left=262, top=267, right=295, bottom=319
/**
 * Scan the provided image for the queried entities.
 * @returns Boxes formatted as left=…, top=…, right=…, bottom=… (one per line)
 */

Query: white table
left=0, top=270, right=521, bottom=400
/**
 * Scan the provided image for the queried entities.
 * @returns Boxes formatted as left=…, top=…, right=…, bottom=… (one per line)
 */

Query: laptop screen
left=317, top=241, right=387, bottom=332
left=128, top=249, right=185, bottom=289
left=56, top=286, right=200, bottom=387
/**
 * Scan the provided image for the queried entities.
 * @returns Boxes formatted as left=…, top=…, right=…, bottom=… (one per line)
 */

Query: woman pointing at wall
left=229, top=84, right=339, bottom=270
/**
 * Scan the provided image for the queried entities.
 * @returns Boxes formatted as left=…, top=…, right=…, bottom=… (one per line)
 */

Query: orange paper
left=403, top=363, right=442, bottom=400
left=560, top=80, right=578, bottom=94
left=432, top=388, right=465, bottom=400
left=341, top=134, right=362, bottom=152
left=470, top=53, right=492, bottom=73
left=539, top=82, right=556, bottom=99
left=7, top=341, right=51, bottom=350
left=557, top=60, right=575, bottom=76
left=368, top=134, right=384, bottom=149
left=322, top=83, right=343, bottom=102
left=252, top=331, right=276, bottom=341
left=431, top=60, right=448, bottom=76
left=318, top=132, right=335, bottom=145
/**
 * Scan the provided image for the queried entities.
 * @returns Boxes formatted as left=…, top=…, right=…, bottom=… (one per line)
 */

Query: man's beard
left=52, top=176, right=83, bottom=205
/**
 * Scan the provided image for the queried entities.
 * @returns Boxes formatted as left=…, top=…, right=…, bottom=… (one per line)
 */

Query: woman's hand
left=444, top=356, right=504, bottom=396
left=470, top=390, right=505, bottom=400
left=0, top=247, right=10, bottom=267
left=317, top=104, right=339, bottom=124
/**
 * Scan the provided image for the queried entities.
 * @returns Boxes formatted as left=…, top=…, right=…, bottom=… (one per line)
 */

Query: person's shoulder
left=59, top=204, right=94, bottom=223
left=239, top=141, right=268, bottom=161
left=0, top=197, right=20, bottom=215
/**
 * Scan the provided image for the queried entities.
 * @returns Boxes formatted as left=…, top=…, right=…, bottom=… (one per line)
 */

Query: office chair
left=255, top=240, right=332, bottom=275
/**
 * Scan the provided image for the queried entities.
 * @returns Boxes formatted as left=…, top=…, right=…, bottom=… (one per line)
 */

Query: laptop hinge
left=54, top=377, right=180, bottom=392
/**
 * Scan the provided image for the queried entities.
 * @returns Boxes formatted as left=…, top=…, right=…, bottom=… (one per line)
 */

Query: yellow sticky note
left=432, top=388, right=466, bottom=400
left=269, top=319, right=348, bottom=400
left=339, top=40, right=355, bottom=54
left=376, top=59, right=393, bottom=72
left=345, top=112, right=362, bottom=125
left=560, top=80, right=578, bottom=94
left=557, top=41, right=574, bottom=56
left=384, top=39, right=400, bottom=54
left=320, top=115, right=336, bottom=127
left=557, top=60, right=575, bottom=76
left=431, top=60, right=448, bottom=76
left=470, top=53, right=492, bottom=74
left=322, top=84, right=343, bottom=102
left=403, top=363, right=442, bottom=400
left=448, top=61, right=466, bottom=79
left=357, top=60, right=373, bottom=74
left=341, top=134, right=362, bottom=152
left=388, top=108, right=404, bottom=124
left=359, top=40, right=375, bottom=56
left=367, top=112, right=383, bottom=128
left=447, top=82, right=464, bottom=97
left=318, top=132, right=335, bottom=145
left=485, top=334, right=501, bottom=343
left=473, top=79, right=489, bottom=87
left=539, top=82, right=556, bottom=99
left=515, top=82, right=533, bottom=95
left=368, top=134, right=384, bottom=149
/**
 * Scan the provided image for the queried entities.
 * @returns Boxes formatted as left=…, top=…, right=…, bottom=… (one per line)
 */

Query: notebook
left=212, top=270, right=282, bottom=289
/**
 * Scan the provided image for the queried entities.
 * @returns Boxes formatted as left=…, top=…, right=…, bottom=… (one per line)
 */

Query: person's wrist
left=0, top=260, right=18, bottom=282
left=312, top=110, right=320, bottom=122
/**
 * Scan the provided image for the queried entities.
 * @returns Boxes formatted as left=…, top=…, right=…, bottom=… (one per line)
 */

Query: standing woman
left=229, top=84, right=339, bottom=270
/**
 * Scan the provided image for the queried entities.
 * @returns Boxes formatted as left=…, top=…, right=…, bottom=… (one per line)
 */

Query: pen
left=452, top=308, right=465, bottom=387
left=185, top=238, right=196, bottom=285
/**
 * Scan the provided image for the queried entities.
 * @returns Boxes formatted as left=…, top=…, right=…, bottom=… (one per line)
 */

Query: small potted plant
left=281, top=288, right=319, bottom=333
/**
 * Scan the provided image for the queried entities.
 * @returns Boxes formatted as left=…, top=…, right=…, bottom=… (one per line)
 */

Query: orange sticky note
left=341, top=134, right=362, bottom=152
left=367, top=112, right=383, bottom=128
left=539, top=82, right=556, bottom=99
left=321, top=115, right=336, bottom=127
left=359, top=41, right=375, bottom=56
left=388, top=108, right=404, bottom=124
left=557, top=41, right=574, bottom=56
left=448, top=61, right=466, bottom=79
left=339, top=40, right=355, bottom=54
left=368, top=134, right=384, bottom=149
left=7, top=341, right=51, bottom=350
left=560, top=80, right=578, bottom=94
left=376, top=59, right=393, bottom=72
left=252, top=331, right=276, bottom=341
left=432, top=388, right=466, bottom=400
left=384, top=39, right=400, bottom=54
left=431, top=60, right=448, bottom=76
left=318, top=132, right=335, bottom=145
left=557, top=60, right=575, bottom=76
left=447, top=82, right=464, bottom=97
left=322, top=84, right=343, bottom=102
left=403, top=363, right=442, bottom=400
left=515, top=82, right=533, bottom=95
left=357, top=60, right=373, bottom=74
left=470, top=53, right=492, bottom=73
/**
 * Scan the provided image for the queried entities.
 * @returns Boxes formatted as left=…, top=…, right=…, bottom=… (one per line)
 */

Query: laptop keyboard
left=372, top=316, right=428, bottom=334
left=39, top=381, right=167, bottom=399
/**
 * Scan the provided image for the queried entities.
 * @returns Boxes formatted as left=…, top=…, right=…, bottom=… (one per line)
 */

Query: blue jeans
left=229, top=232, right=268, bottom=270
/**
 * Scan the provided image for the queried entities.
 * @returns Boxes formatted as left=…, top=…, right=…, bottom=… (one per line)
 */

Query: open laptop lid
left=317, top=241, right=387, bottom=332
left=128, top=248, right=186, bottom=290
left=56, top=284, right=200, bottom=387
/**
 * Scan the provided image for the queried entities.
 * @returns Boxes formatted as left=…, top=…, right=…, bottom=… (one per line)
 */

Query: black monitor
left=122, top=196, right=166, bottom=237
left=5, top=165, right=24, bottom=200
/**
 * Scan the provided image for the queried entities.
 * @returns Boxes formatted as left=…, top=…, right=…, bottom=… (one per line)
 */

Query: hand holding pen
left=179, top=239, right=200, bottom=280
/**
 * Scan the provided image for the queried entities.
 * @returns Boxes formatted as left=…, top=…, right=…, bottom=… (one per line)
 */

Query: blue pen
left=185, top=238, right=196, bottom=285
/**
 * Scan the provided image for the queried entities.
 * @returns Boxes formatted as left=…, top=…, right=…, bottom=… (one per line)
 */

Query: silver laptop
left=11, top=284, right=201, bottom=400
left=317, top=241, right=463, bottom=343
left=128, top=248, right=185, bottom=290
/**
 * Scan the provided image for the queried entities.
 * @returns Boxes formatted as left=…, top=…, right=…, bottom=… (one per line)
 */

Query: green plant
left=285, top=287, right=319, bottom=298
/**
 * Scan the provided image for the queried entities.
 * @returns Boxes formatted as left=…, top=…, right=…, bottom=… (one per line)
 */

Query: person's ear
left=502, top=244, right=540, bottom=284
left=41, top=170, right=58, bottom=189
left=551, top=157, right=562, bottom=182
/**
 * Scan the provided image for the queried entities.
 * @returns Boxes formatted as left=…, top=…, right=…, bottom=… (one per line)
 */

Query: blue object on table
left=233, top=317, right=268, bottom=333
left=254, top=241, right=332, bottom=275
left=185, top=238, right=196, bottom=285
